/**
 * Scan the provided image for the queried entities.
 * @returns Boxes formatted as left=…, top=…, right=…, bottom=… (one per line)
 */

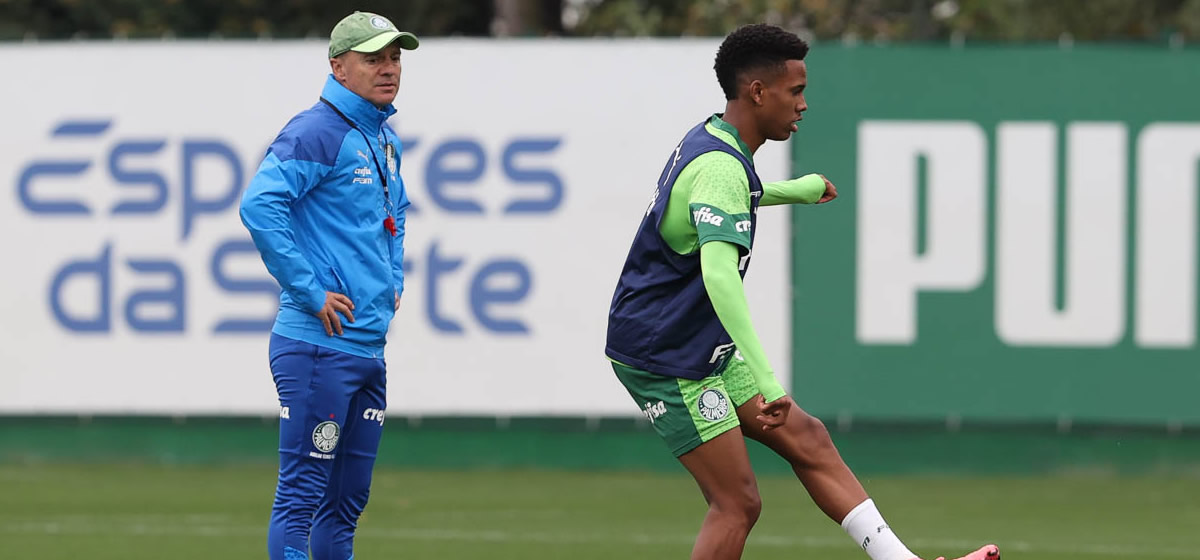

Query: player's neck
left=720, top=103, right=764, bottom=155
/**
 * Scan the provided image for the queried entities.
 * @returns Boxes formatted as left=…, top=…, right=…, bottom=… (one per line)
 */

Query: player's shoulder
left=268, top=103, right=353, bottom=165
left=683, top=150, right=750, bottom=188
left=690, top=149, right=744, bottom=170
left=679, top=150, right=751, bottom=212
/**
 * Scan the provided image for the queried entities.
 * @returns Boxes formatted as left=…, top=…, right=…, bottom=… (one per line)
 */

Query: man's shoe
left=915, top=544, right=1000, bottom=560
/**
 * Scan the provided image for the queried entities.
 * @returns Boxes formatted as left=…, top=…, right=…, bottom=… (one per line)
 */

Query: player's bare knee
left=803, top=411, right=833, bottom=442
left=785, top=411, right=838, bottom=467
left=743, top=491, right=763, bottom=525
left=712, top=489, right=762, bottom=528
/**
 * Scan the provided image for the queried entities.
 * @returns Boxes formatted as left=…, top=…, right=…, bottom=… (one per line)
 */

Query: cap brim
left=351, top=31, right=420, bottom=53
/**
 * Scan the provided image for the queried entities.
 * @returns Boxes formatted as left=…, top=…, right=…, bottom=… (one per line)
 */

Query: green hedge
left=2, top=0, right=1197, bottom=42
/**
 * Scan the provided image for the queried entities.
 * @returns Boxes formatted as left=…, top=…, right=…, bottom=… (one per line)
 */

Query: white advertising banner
left=0, top=40, right=792, bottom=415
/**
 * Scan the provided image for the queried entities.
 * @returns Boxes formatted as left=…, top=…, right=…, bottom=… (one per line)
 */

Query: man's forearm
left=762, top=173, right=825, bottom=206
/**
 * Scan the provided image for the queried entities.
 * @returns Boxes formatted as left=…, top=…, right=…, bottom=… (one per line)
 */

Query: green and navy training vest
left=605, top=120, right=763, bottom=380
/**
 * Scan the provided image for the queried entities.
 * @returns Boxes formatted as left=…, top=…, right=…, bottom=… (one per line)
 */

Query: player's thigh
left=316, top=373, right=385, bottom=514
left=678, top=429, right=760, bottom=510
left=737, top=398, right=831, bottom=463
left=718, top=356, right=761, bottom=408
left=720, top=357, right=832, bottom=457
left=269, top=335, right=357, bottom=459
left=337, top=357, right=387, bottom=459
left=721, top=356, right=800, bottom=444
left=611, top=362, right=741, bottom=458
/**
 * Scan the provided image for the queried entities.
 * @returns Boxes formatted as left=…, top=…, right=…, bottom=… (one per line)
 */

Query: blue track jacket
left=241, top=75, right=409, bottom=359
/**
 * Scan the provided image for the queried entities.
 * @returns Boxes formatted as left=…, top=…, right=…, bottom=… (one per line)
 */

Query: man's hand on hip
left=316, top=291, right=355, bottom=336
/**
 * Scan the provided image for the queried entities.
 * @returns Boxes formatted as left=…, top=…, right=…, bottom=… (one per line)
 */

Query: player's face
left=758, top=59, right=808, bottom=142
left=330, top=43, right=403, bottom=107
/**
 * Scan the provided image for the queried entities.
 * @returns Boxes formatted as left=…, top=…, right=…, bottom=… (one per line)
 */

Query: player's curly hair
left=714, top=24, right=809, bottom=101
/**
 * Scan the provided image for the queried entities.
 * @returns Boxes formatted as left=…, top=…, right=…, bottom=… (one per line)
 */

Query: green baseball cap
left=328, top=11, right=419, bottom=59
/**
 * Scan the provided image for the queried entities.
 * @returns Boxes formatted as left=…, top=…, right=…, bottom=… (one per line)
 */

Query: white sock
left=840, top=499, right=917, bottom=560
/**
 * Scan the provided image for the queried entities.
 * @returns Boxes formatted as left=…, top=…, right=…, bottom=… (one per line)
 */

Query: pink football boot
left=916, top=544, right=1000, bottom=560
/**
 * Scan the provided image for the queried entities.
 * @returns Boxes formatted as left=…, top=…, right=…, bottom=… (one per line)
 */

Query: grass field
left=3, top=464, right=1198, bottom=559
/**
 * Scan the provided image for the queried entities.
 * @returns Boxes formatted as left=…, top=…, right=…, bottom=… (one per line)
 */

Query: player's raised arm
left=761, top=173, right=838, bottom=205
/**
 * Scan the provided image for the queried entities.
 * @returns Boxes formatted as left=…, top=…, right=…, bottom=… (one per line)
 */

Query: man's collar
left=321, top=75, right=397, bottom=131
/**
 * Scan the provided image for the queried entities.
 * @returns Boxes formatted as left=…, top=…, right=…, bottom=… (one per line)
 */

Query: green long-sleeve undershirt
left=698, top=240, right=785, bottom=401
left=656, top=115, right=826, bottom=402
left=763, top=174, right=827, bottom=206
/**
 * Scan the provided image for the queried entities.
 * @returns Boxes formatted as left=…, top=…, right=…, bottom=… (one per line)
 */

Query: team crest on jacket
left=385, top=143, right=397, bottom=175
left=697, top=389, right=729, bottom=422
left=312, top=421, right=340, bottom=452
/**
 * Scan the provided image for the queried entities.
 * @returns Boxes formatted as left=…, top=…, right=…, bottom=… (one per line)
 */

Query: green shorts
left=611, top=357, right=760, bottom=457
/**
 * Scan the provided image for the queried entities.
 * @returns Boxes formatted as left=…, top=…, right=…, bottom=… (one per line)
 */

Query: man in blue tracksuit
left=239, top=11, right=417, bottom=560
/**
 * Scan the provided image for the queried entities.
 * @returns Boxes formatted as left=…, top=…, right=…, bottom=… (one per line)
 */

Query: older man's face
left=330, top=43, right=403, bottom=108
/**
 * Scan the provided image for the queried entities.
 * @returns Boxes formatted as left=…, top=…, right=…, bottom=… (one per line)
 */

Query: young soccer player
left=605, top=23, right=1000, bottom=560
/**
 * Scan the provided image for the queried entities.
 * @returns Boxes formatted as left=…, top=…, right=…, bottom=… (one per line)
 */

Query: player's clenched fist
left=817, top=174, right=838, bottom=203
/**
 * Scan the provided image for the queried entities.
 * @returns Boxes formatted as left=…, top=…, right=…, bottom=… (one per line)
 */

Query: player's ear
left=749, top=80, right=765, bottom=106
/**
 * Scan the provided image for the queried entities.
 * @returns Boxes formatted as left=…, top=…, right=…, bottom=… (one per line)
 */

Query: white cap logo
left=370, top=16, right=392, bottom=30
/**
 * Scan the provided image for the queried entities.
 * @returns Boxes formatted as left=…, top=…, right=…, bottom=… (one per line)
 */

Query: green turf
left=3, top=464, right=1197, bottom=559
